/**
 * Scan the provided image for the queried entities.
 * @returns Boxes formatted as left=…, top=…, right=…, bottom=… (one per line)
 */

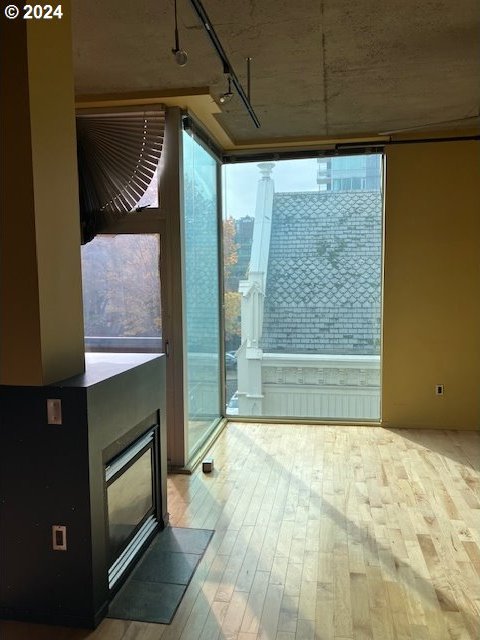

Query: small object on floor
left=202, top=458, right=214, bottom=473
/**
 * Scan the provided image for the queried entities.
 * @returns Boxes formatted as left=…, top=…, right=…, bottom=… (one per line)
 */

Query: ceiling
left=72, top=0, right=480, bottom=147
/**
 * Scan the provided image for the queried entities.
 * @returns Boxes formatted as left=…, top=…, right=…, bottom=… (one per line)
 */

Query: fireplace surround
left=0, top=353, right=167, bottom=628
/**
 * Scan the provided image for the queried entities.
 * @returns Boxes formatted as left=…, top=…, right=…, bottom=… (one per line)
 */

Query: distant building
left=317, top=155, right=382, bottom=192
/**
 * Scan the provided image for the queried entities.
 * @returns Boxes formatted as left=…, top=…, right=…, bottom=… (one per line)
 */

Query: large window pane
left=182, top=131, right=221, bottom=455
left=81, top=234, right=162, bottom=352
left=223, top=155, right=383, bottom=420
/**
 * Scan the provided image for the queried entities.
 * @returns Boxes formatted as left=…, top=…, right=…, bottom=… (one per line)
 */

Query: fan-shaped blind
left=76, top=109, right=165, bottom=243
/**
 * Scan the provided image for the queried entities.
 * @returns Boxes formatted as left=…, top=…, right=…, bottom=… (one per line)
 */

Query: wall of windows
left=182, top=129, right=222, bottom=455
left=223, top=155, right=383, bottom=421
left=80, top=111, right=224, bottom=468
left=81, top=112, right=384, bottom=467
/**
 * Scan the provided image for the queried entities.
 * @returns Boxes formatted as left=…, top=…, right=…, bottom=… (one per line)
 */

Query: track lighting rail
left=188, top=0, right=261, bottom=128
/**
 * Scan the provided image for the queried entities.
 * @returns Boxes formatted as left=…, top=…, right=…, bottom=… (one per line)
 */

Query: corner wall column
left=0, top=1, right=85, bottom=385
left=159, top=108, right=187, bottom=466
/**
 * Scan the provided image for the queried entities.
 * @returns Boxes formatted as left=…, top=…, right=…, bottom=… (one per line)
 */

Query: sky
left=222, top=158, right=320, bottom=219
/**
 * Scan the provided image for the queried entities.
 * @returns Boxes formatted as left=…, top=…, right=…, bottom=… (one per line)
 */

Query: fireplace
left=0, top=353, right=168, bottom=628
left=106, top=425, right=160, bottom=590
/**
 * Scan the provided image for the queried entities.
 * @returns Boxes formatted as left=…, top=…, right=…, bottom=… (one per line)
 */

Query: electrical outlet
left=435, top=384, right=444, bottom=396
left=47, top=399, right=62, bottom=424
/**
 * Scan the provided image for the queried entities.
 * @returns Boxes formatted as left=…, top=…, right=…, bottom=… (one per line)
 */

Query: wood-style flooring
left=2, top=423, right=479, bottom=640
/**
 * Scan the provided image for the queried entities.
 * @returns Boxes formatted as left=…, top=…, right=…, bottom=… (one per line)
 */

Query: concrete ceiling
left=72, top=0, right=480, bottom=146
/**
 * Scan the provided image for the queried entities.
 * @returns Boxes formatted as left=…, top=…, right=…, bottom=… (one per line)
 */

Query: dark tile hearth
left=108, top=527, right=214, bottom=624
left=155, top=526, right=214, bottom=555
left=109, top=581, right=185, bottom=625
left=134, top=546, right=200, bottom=585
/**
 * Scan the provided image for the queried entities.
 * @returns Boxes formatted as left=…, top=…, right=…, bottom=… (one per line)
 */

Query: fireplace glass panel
left=107, top=449, right=153, bottom=562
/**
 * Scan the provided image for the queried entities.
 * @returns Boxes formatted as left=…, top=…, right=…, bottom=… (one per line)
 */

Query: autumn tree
left=223, top=217, right=242, bottom=349
left=224, top=291, right=241, bottom=346
left=82, top=234, right=161, bottom=339
left=223, top=216, right=238, bottom=284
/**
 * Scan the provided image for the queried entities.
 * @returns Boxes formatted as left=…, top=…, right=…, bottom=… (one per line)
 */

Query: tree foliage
left=222, top=217, right=241, bottom=348
left=82, top=234, right=161, bottom=338
left=224, top=291, right=241, bottom=342
left=223, top=217, right=239, bottom=282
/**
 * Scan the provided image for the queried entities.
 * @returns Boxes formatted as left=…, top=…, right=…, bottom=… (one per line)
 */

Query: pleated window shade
left=76, top=109, right=165, bottom=243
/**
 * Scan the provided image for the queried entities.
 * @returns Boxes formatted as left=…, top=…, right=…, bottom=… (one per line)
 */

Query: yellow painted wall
left=382, top=140, right=480, bottom=429
left=0, top=2, right=85, bottom=385
left=0, top=18, right=44, bottom=384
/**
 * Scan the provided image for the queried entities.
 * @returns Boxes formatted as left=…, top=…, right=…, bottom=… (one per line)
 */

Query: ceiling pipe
left=187, top=0, right=261, bottom=128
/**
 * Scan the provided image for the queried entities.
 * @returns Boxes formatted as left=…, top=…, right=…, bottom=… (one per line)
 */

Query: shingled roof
left=261, top=190, right=382, bottom=355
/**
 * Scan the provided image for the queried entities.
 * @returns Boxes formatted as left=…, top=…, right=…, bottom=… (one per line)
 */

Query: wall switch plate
left=47, top=399, right=62, bottom=424
left=435, top=384, right=444, bottom=396
left=52, top=525, right=67, bottom=551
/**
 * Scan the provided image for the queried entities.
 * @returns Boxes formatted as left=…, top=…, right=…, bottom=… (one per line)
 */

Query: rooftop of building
left=261, top=190, right=382, bottom=355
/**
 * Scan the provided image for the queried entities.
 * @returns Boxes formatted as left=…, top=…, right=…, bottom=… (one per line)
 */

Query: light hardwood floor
left=2, top=423, right=479, bottom=640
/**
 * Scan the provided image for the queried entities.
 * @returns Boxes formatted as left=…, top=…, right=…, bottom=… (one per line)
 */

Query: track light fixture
left=219, top=76, right=234, bottom=104
left=172, top=0, right=188, bottom=66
